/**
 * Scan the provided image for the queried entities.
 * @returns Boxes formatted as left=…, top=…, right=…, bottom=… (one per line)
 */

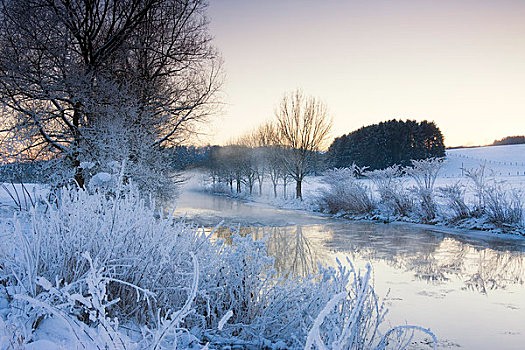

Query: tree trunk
left=273, top=182, right=277, bottom=198
left=72, top=155, right=85, bottom=188
left=72, top=102, right=85, bottom=188
left=296, top=179, right=302, bottom=200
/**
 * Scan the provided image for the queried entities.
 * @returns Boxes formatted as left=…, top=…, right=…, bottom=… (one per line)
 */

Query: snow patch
left=89, top=172, right=113, bottom=187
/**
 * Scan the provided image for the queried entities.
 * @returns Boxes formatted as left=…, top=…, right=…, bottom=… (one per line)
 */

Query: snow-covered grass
left=320, top=168, right=374, bottom=215
left=314, top=147, right=525, bottom=235
left=0, top=183, right=49, bottom=213
left=0, top=184, right=435, bottom=349
left=317, top=165, right=524, bottom=235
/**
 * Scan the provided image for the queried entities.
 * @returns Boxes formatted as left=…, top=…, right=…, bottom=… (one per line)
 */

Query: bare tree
left=236, top=133, right=264, bottom=195
left=274, top=90, right=332, bottom=200
left=0, top=0, right=221, bottom=195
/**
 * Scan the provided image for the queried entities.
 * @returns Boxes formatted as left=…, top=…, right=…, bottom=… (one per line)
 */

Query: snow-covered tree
left=0, top=0, right=221, bottom=196
left=274, top=90, right=332, bottom=200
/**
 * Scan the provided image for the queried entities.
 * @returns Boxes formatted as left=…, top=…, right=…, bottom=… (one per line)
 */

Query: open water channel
left=173, top=182, right=525, bottom=349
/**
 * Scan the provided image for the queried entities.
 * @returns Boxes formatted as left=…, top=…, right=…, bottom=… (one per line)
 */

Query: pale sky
left=206, top=0, right=525, bottom=147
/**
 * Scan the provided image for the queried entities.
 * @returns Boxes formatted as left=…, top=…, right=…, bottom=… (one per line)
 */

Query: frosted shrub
left=305, top=260, right=436, bottom=350
left=195, top=234, right=386, bottom=348
left=368, top=166, right=413, bottom=217
left=464, top=165, right=523, bottom=229
left=464, top=164, right=489, bottom=215
left=438, top=183, right=470, bottom=222
left=208, top=180, right=231, bottom=195
left=320, top=168, right=375, bottom=215
left=1, top=185, right=211, bottom=326
left=12, top=252, right=137, bottom=349
left=484, top=182, right=523, bottom=227
left=406, top=158, right=444, bottom=223
left=195, top=234, right=276, bottom=338
left=305, top=261, right=383, bottom=349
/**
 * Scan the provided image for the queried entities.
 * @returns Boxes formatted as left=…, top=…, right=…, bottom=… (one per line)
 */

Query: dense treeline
left=328, top=119, right=445, bottom=170
left=0, top=161, right=54, bottom=183
left=492, top=136, right=525, bottom=146
left=167, top=145, right=212, bottom=170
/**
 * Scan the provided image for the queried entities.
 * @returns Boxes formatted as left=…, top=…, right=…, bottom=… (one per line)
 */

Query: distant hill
left=492, top=136, right=525, bottom=146
left=444, top=144, right=525, bottom=178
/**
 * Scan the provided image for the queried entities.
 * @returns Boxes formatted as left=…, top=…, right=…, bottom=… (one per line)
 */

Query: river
left=173, top=180, right=525, bottom=349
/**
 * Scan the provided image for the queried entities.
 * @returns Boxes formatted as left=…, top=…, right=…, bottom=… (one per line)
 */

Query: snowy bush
left=463, top=165, right=524, bottom=229
left=438, top=183, right=470, bottom=222
left=484, top=182, right=523, bottom=227
left=1, top=185, right=207, bottom=325
left=406, top=158, right=444, bottom=223
left=368, top=166, right=413, bottom=217
left=320, top=168, right=375, bottom=215
left=463, top=165, right=489, bottom=216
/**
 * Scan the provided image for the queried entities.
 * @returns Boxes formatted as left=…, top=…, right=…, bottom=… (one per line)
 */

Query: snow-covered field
left=445, top=144, right=525, bottom=174
left=442, top=144, right=525, bottom=186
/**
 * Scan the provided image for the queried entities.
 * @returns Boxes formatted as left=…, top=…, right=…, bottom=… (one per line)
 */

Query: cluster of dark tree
left=167, top=145, right=213, bottom=170
left=328, top=119, right=446, bottom=170
left=492, top=136, right=525, bottom=146
left=0, top=161, right=53, bottom=183
left=0, top=145, right=213, bottom=184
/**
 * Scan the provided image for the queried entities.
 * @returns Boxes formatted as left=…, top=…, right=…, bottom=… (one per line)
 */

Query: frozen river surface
left=174, top=184, right=525, bottom=349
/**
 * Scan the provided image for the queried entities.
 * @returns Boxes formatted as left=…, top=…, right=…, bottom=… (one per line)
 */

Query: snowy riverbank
left=201, top=145, right=525, bottom=238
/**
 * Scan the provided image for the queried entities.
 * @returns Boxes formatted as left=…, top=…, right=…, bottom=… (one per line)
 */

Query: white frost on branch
left=218, top=310, right=234, bottom=331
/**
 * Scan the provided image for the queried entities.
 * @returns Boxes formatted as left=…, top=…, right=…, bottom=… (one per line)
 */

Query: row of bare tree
left=205, top=90, right=332, bottom=200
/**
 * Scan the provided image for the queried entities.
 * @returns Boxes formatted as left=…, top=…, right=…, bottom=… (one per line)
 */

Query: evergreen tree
left=328, top=119, right=445, bottom=170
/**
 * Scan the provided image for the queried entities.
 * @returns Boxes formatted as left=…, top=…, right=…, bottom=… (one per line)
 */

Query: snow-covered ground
left=445, top=144, right=525, bottom=175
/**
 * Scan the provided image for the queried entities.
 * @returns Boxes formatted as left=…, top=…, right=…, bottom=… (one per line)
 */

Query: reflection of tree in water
left=325, top=223, right=525, bottom=294
left=214, top=225, right=253, bottom=243
left=213, top=223, right=525, bottom=294
left=213, top=225, right=324, bottom=278
left=463, top=249, right=525, bottom=294
left=263, top=225, right=321, bottom=278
